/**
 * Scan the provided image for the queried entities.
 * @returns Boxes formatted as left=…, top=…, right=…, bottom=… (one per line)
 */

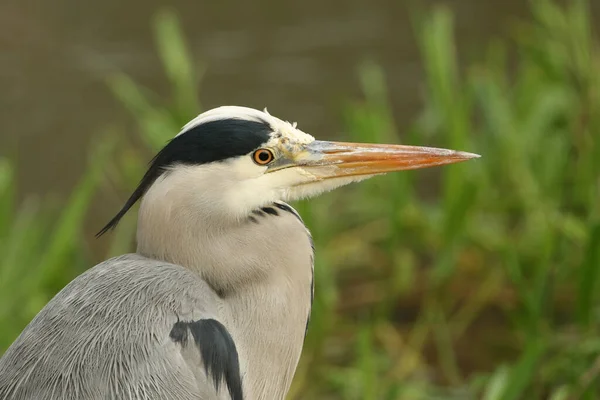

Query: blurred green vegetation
left=1, top=0, right=600, bottom=398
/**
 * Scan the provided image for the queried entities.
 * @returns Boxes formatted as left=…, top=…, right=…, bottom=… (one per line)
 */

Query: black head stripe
left=96, top=118, right=272, bottom=236
left=159, top=119, right=272, bottom=167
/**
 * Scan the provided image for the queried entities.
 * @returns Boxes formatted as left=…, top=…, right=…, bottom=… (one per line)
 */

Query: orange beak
left=295, top=140, right=480, bottom=178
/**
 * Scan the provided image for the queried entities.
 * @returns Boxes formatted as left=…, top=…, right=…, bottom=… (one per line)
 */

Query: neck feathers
left=136, top=180, right=315, bottom=399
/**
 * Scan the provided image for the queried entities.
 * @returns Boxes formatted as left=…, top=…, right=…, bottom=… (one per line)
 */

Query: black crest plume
left=96, top=118, right=272, bottom=237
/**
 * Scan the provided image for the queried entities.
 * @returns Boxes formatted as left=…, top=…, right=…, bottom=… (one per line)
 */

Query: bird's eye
left=252, top=149, right=274, bottom=165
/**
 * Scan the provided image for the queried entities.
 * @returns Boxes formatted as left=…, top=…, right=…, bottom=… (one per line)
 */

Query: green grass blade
left=577, top=223, right=600, bottom=327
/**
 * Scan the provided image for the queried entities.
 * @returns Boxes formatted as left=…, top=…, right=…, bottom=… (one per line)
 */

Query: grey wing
left=0, top=254, right=243, bottom=400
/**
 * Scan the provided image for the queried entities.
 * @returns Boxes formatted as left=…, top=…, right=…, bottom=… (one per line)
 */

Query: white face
left=178, top=151, right=370, bottom=221
left=161, top=112, right=366, bottom=222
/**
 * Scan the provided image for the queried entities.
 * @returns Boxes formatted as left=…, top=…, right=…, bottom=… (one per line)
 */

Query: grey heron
left=0, top=106, right=478, bottom=400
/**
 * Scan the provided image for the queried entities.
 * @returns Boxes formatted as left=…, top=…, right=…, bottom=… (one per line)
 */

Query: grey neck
left=137, top=198, right=314, bottom=399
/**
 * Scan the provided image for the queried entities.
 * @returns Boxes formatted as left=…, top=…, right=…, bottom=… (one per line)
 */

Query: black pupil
left=258, top=151, right=270, bottom=162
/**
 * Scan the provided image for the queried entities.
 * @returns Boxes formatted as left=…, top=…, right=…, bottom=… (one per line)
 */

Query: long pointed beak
left=297, top=140, right=480, bottom=178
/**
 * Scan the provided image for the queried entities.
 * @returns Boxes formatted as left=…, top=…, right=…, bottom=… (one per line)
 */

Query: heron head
left=98, top=106, right=479, bottom=235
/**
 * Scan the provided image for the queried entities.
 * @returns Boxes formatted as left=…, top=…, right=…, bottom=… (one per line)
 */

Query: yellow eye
left=252, top=149, right=274, bottom=165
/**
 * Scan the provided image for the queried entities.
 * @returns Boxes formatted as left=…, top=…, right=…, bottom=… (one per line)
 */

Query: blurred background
left=1, top=0, right=600, bottom=399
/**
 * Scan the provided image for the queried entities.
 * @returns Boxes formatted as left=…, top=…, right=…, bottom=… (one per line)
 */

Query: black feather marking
left=251, top=209, right=264, bottom=216
left=170, top=319, right=243, bottom=400
left=170, top=321, right=189, bottom=345
left=248, top=216, right=258, bottom=224
left=260, top=207, right=278, bottom=216
left=96, top=118, right=272, bottom=237
left=273, top=202, right=303, bottom=222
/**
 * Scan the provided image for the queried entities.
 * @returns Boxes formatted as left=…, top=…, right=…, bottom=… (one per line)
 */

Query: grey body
left=0, top=254, right=223, bottom=399
left=0, top=202, right=313, bottom=400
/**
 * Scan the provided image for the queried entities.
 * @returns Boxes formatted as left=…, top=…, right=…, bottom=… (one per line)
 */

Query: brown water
left=1, top=0, right=595, bottom=205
